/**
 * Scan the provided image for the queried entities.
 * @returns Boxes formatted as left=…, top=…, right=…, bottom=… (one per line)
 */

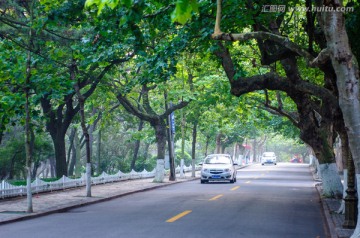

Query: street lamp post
left=343, top=154, right=357, bottom=228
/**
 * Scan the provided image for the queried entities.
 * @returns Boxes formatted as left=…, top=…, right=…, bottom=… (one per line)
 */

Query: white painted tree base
left=316, top=159, right=321, bottom=180
left=319, top=163, right=343, bottom=197
left=26, top=168, right=33, bottom=213
left=337, top=169, right=347, bottom=214
left=180, top=159, right=184, bottom=178
left=153, top=159, right=165, bottom=183
left=86, top=163, right=92, bottom=197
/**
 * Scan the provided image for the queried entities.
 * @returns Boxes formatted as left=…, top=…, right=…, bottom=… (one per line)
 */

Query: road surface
left=0, top=163, right=327, bottom=238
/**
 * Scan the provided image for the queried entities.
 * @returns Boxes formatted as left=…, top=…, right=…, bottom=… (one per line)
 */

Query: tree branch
left=116, top=93, right=157, bottom=123
left=212, top=31, right=314, bottom=63
left=309, top=48, right=330, bottom=67
left=212, top=0, right=223, bottom=36
left=262, top=97, right=300, bottom=126
left=161, top=100, right=190, bottom=119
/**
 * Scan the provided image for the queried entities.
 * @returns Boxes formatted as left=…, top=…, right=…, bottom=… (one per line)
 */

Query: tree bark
left=68, top=128, right=77, bottom=176
left=97, top=129, right=101, bottom=174
left=25, top=9, right=34, bottom=212
left=180, top=109, right=186, bottom=178
left=131, top=120, right=144, bottom=171
left=73, top=68, right=92, bottom=197
left=166, top=114, right=176, bottom=181
left=153, top=122, right=167, bottom=182
left=191, top=120, right=198, bottom=178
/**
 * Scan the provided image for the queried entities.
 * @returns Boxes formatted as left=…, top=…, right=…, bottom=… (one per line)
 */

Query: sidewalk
left=0, top=172, right=198, bottom=225
left=310, top=165, right=355, bottom=238
left=0, top=166, right=355, bottom=238
left=317, top=185, right=355, bottom=238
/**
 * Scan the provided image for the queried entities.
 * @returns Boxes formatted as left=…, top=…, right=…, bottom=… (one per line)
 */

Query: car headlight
left=224, top=168, right=230, bottom=172
left=202, top=169, right=209, bottom=172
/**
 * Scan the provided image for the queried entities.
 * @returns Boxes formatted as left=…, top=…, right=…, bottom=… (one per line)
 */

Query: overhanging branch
left=212, top=31, right=314, bottom=64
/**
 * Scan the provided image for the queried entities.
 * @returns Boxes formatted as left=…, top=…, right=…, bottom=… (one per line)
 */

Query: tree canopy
left=1, top=0, right=357, bottom=200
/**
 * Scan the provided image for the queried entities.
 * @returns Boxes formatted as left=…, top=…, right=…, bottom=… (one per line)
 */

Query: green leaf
left=85, top=0, right=101, bottom=8
left=107, top=0, right=120, bottom=9
left=171, top=0, right=197, bottom=25
left=121, top=0, right=132, bottom=8
left=85, top=0, right=120, bottom=15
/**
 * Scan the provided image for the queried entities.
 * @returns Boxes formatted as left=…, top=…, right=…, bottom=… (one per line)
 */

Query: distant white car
left=261, top=152, right=277, bottom=165
left=200, top=154, right=237, bottom=184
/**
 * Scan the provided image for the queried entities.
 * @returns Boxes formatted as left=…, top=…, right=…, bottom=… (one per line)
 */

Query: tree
left=315, top=1, right=360, bottom=235
left=116, top=83, right=189, bottom=182
left=208, top=0, right=344, bottom=197
left=1, top=0, right=135, bottom=177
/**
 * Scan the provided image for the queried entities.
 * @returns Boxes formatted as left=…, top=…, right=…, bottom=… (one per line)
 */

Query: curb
left=316, top=186, right=339, bottom=238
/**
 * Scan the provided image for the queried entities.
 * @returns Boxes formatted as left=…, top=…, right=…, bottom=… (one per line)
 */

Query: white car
left=261, top=152, right=277, bottom=165
left=200, top=154, right=237, bottom=184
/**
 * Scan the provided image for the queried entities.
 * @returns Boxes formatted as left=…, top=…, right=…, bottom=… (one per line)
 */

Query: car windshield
left=204, top=155, right=231, bottom=164
left=263, top=153, right=275, bottom=157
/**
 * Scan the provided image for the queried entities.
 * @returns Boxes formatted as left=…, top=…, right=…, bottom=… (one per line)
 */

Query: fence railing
left=1, top=165, right=198, bottom=199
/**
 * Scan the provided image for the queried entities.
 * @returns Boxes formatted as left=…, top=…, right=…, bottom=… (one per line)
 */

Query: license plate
left=212, top=175, right=221, bottom=179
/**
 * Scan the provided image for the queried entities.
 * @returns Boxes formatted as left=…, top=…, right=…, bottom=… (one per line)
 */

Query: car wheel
left=262, top=163, right=264, bottom=166
left=230, top=179, right=235, bottom=183
left=274, top=163, right=277, bottom=165
left=201, top=180, right=207, bottom=184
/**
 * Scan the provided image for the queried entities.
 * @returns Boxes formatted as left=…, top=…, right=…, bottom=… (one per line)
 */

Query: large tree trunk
left=317, top=3, right=360, bottom=236
left=153, top=121, right=167, bottom=183
left=50, top=132, right=68, bottom=177
left=302, top=129, right=343, bottom=198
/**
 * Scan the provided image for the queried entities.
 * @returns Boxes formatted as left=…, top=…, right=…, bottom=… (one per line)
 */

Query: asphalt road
left=0, top=163, right=327, bottom=238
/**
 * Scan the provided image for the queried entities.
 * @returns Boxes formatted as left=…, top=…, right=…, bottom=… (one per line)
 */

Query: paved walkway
left=0, top=167, right=356, bottom=238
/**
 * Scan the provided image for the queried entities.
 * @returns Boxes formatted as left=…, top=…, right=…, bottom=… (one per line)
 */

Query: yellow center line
left=166, top=210, right=192, bottom=223
left=230, top=186, right=240, bottom=191
left=245, top=181, right=251, bottom=184
left=209, top=194, right=223, bottom=201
